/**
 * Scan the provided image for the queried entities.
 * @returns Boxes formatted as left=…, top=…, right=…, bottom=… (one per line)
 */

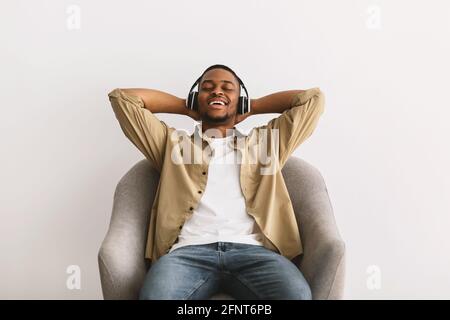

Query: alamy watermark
left=66, top=265, right=81, bottom=290
left=66, top=5, right=81, bottom=30
left=366, top=5, right=382, bottom=30
left=169, top=127, right=281, bottom=175
left=366, top=264, right=382, bottom=290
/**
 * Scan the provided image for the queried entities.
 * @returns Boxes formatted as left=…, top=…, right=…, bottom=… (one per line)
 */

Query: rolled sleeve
left=108, top=88, right=168, bottom=172
left=266, top=87, right=325, bottom=167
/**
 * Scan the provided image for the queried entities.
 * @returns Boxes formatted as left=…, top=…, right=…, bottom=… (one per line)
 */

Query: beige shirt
left=108, top=87, right=325, bottom=262
left=169, top=127, right=265, bottom=253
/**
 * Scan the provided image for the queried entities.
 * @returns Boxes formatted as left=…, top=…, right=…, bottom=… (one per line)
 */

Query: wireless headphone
left=186, top=64, right=251, bottom=115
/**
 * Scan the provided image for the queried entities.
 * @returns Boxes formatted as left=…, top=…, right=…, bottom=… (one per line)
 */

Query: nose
left=211, top=87, right=224, bottom=96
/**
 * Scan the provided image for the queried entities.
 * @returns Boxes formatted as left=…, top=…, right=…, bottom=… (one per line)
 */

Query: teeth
left=209, top=101, right=226, bottom=106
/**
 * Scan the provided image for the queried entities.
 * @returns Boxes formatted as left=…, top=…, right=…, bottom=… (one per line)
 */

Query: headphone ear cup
left=238, top=96, right=243, bottom=114
left=193, top=92, right=199, bottom=111
left=238, top=96, right=248, bottom=114
left=187, top=91, right=198, bottom=111
left=243, top=97, right=249, bottom=114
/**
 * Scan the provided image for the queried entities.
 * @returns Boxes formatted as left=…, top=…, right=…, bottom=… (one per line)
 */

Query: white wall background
left=1, top=0, right=449, bottom=299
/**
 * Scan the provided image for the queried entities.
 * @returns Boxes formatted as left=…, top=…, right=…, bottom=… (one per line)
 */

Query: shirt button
left=202, top=171, right=206, bottom=175
left=198, top=190, right=202, bottom=194
left=189, top=206, right=194, bottom=211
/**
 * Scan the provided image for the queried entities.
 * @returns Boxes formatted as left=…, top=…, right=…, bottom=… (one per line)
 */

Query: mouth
left=207, top=98, right=228, bottom=109
left=208, top=104, right=226, bottom=110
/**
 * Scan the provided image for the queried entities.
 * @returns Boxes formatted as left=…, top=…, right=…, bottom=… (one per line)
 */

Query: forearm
left=250, top=90, right=306, bottom=115
left=121, top=88, right=188, bottom=115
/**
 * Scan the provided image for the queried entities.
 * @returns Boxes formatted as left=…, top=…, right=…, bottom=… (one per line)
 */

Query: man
left=108, top=64, right=325, bottom=300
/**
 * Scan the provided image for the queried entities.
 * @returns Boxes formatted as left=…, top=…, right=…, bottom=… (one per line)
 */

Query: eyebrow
left=201, top=79, right=236, bottom=87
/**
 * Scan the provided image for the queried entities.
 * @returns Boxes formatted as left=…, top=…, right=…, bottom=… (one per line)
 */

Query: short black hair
left=199, top=64, right=241, bottom=94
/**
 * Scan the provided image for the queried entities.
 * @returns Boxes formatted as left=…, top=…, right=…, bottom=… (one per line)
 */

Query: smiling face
left=197, top=68, right=241, bottom=125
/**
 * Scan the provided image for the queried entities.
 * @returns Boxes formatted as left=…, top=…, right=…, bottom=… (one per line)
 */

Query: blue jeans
left=139, top=242, right=312, bottom=300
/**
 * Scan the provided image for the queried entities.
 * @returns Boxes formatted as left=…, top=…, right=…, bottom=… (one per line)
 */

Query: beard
left=202, top=111, right=231, bottom=123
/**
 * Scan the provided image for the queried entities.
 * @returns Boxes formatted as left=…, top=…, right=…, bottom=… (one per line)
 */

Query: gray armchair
left=98, top=157, right=345, bottom=300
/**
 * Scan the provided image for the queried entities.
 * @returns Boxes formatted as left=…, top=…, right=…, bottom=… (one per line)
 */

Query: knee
left=139, top=288, right=151, bottom=300
left=138, top=274, right=172, bottom=300
left=298, top=284, right=312, bottom=300
left=283, top=275, right=312, bottom=300
left=139, top=284, right=175, bottom=300
left=139, top=284, right=157, bottom=300
left=282, top=283, right=312, bottom=300
left=294, top=275, right=312, bottom=300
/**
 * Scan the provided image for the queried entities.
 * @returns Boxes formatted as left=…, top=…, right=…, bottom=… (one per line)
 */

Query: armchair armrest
left=283, top=157, right=346, bottom=300
left=98, top=160, right=159, bottom=299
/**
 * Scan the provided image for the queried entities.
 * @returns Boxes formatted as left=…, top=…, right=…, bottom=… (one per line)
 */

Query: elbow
left=108, top=88, right=122, bottom=100
left=309, top=88, right=325, bottom=115
left=316, top=90, right=325, bottom=114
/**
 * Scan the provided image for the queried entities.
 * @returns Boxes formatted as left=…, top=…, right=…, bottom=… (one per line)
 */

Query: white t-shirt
left=169, top=132, right=265, bottom=253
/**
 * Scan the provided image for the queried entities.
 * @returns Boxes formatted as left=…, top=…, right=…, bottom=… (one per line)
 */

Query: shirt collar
left=191, top=122, right=247, bottom=149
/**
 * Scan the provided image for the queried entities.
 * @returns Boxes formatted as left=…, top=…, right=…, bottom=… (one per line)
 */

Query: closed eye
left=201, top=87, right=234, bottom=91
